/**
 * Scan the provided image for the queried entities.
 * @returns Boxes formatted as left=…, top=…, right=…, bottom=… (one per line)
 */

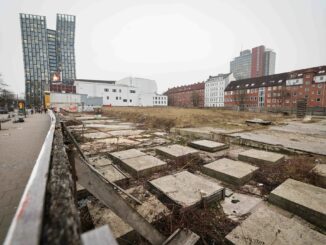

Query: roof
left=75, top=79, right=116, bottom=85
left=225, top=65, right=326, bottom=91
left=207, top=73, right=232, bottom=80
left=165, top=82, right=205, bottom=94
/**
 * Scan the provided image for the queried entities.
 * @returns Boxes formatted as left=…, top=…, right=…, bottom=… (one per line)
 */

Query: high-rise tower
left=20, top=13, right=76, bottom=107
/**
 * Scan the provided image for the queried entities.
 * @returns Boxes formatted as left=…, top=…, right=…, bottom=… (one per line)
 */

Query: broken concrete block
left=110, top=149, right=146, bottom=161
left=226, top=204, right=326, bottom=245
left=221, top=192, right=262, bottom=221
left=269, top=178, right=326, bottom=229
left=87, top=186, right=170, bottom=241
left=238, top=149, right=284, bottom=165
left=149, top=171, right=224, bottom=209
left=155, top=144, right=198, bottom=160
left=312, top=164, right=326, bottom=188
left=118, top=155, right=167, bottom=178
left=202, top=158, right=258, bottom=186
left=188, top=140, right=229, bottom=152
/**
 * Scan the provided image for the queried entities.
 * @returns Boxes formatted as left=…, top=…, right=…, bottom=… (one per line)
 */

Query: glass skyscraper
left=20, top=13, right=76, bottom=107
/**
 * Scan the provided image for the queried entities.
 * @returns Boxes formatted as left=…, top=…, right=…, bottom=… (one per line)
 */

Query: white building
left=74, top=77, right=167, bottom=107
left=205, top=73, right=235, bottom=107
left=50, top=92, right=81, bottom=112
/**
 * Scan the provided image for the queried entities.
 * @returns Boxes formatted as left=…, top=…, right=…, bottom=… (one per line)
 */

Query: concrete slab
left=171, top=127, right=242, bottom=140
left=85, top=124, right=134, bottom=130
left=83, top=132, right=111, bottom=139
left=87, top=186, right=170, bottom=240
left=110, top=149, right=146, bottom=161
left=312, top=164, right=326, bottom=188
left=238, top=149, right=284, bottom=165
left=88, top=157, right=113, bottom=168
left=226, top=203, right=326, bottom=245
left=97, top=164, right=129, bottom=185
left=202, top=158, right=258, bottom=186
left=118, top=155, right=167, bottom=178
left=96, top=138, right=139, bottom=145
left=230, top=130, right=326, bottom=155
left=271, top=121, right=326, bottom=138
left=149, top=171, right=224, bottom=209
left=269, top=178, right=326, bottom=229
left=81, top=119, right=117, bottom=124
left=155, top=144, right=199, bottom=160
left=109, top=130, right=145, bottom=137
left=188, top=140, right=228, bottom=152
left=221, top=192, right=262, bottom=221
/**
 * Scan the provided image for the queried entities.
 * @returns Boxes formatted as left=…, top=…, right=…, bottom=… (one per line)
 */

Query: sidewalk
left=0, top=113, right=50, bottom=242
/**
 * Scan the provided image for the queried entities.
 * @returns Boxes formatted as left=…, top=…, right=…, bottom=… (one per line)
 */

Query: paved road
left=0, top=113, right=50, bottom=242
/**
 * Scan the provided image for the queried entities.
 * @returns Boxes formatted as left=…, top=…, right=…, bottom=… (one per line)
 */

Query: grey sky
left=0, top=0, right=325, bottom=94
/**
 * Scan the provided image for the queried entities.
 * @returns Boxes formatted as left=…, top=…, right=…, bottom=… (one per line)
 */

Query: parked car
left=0, top=108, right=8, bottom=114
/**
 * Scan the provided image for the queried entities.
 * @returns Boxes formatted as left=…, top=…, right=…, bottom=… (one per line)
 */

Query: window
left=112, top=89, right=117, bottom=92
left=130, top=90, right=136, bottom=93
left=305, top=88, right=309, bottom=92
left=305, top=81, right=310, bottom=85
left=317, top=90, right=321, bottom=95
left=119, top=89, right=122, bottom=93
left=104, top=88, right=109, bottom=92
left=316, top=98, right=321, bottom=102
left=123, top=99, right=127, bottom=102
left=130, top=99, right=132, bottom=102
left=320, top=76, right=324, bottom=80
left=107, top=96, right=109, bottom=100
left=116, top=96, right=118, bottom=100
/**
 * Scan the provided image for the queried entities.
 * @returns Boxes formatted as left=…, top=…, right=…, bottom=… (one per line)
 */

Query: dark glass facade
left=20, top=13, right=76, bottom=107
left=20, top=13, right=50, bottom=107
left=47, top=29, right=58, bottom=76
left=56, top=14, right=76, bottom=84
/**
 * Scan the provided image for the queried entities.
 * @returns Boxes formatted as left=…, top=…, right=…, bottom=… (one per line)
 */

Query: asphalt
left=0, top=113, right=50, bottom=242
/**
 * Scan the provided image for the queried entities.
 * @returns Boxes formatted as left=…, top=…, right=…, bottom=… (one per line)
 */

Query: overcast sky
left=0, top=0, right=325, bottom=94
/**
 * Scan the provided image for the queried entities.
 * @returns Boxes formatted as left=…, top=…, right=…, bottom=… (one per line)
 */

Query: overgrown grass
left=253, top=155, right=322, bottom=194
left=102, top=107, right=285, bottom=130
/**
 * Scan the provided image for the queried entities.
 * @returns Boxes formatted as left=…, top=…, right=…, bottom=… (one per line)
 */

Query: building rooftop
left=75, top=79, right=116, bottom=85
left=225, top=65, right=326, bottom=91
left=165, top=82, right=205, bottom=94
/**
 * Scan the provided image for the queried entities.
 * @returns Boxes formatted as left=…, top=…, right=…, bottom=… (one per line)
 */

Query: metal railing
left=4, top=110, right=56, bottom=245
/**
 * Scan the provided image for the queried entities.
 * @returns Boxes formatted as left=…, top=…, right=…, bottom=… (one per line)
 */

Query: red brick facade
left=251, top=46, right=265, bottom=78
left=225, top=66, right=326, bottom=110
left=164, top=82, right=205, bottom=107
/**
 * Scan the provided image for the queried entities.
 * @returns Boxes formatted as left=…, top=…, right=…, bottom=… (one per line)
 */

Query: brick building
left=164, top=82, right=205, bottom=107
left=224, top=66, right=326, bottom=110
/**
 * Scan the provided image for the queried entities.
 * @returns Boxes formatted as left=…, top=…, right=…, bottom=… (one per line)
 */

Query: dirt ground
left=102, top=107, right=287, bottom=130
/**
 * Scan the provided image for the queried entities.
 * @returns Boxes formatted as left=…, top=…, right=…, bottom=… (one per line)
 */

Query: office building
left=20, top=13, right=76, bottom=107
left=230, top=45, right=276, bottom=80
left=230, top=50, right=252, bottom=80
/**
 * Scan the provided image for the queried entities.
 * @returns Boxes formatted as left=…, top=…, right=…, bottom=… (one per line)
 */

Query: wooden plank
left=4, top=111, right=56, bottom=245
left=82, top=225, right=118, bottom=245
left=74, top=155, right=166, bottom=245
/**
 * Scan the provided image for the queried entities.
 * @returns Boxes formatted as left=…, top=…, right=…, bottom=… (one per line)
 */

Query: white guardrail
left=4, top=110, right=56, bottom=245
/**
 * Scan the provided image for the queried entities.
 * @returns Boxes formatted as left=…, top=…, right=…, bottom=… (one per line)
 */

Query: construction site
left=5, top=107, right=325, bottom=244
